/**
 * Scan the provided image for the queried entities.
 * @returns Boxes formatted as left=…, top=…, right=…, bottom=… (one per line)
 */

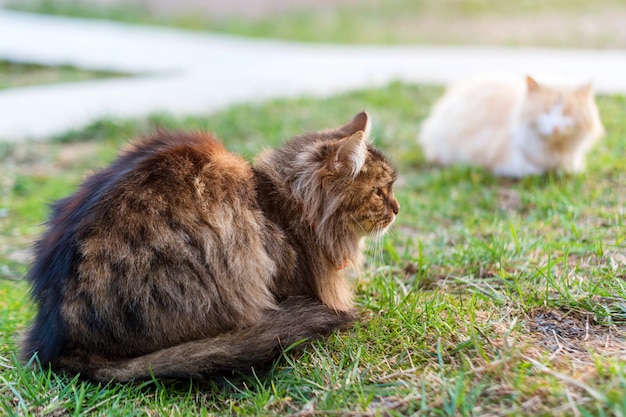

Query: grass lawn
left=1, top=82, right=625, bottom=415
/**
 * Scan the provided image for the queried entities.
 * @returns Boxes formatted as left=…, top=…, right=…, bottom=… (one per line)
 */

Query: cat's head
left=520, top=75, right=604, bottom=148
left=265, top=112, right=399, bottom=242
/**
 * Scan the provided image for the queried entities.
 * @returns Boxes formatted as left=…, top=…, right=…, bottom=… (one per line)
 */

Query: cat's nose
left=553, top=126, right=560, bottom=134
left=391, top=200, right=400, bottom=215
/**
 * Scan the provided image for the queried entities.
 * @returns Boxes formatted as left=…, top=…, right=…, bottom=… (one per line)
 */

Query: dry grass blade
left=520, top=354, right=608, bottom=403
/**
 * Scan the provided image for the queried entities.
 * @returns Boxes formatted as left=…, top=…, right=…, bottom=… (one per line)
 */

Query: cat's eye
left=373, top=187, right=383, bottom=197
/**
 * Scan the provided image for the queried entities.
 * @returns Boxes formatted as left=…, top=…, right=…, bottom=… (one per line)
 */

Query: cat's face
left=521, top=76, right=600, bottom=146
left=290, top=112, right=399, bottom=237
left=349, top=146, right=399, bottom=236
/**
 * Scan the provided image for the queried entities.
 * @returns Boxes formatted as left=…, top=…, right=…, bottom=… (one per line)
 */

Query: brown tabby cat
left=21, top=112, right=400, bottom=382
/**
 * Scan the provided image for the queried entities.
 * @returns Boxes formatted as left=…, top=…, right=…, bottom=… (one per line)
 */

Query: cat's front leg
left=562, top=152, right=586, bottom=173
left=493, top=151, right=544, bottom=177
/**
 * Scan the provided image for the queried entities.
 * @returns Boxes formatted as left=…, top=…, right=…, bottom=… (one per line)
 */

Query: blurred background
left=4, top=0, right=626, bottom=48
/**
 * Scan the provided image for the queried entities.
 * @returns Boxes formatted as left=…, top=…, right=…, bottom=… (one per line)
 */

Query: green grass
left=0, top=60, right=127, bottom=90
left=8, top=0, right=626, bottom=48
left=1, top=82, right=625, bottom=415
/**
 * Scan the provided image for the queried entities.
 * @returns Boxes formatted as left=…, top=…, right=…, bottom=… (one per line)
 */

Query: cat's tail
left=59, top=297, right=354, bottom=383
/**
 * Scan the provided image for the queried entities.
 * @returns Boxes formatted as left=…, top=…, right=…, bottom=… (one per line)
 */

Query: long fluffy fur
left=418, top=74, right=604, bottom=177
left=21, top=113, right=399, bottom=382
left=58, top=297, right=353, bottom=382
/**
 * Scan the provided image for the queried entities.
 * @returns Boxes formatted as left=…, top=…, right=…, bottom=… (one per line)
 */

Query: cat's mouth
left=353, top=201, right=399, bottom=236
left=371, top=213, right=397, bottom=235
left=376, top=219, right=395, bottom=235
left=353, top=217, right=392, bottom=236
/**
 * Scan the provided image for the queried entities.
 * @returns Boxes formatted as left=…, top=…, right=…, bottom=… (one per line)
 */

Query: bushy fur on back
left=418, top=75, right=604, bottom=177
left=21, top=112, right=399, bottom=382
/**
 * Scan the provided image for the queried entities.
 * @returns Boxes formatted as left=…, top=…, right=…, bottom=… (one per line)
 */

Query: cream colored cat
left=418, top=75, right=604, bottom=177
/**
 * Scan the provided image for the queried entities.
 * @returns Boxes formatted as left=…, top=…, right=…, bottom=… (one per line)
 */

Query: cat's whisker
left=350, top=214, right=367, bottom=235
left=385, top=225, right=398, bottom=241
left=366, top=228, right=386, bottom=272
left=363, top=231, right=376, bottom=271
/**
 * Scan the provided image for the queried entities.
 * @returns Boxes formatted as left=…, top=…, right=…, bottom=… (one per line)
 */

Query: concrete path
left=1, top=9, right=626, bottom=141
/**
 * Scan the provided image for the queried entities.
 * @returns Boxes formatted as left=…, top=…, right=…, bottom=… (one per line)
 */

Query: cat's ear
left=332, top=131, right=367, bottom=178
left=339, top=111, right=372, bottom=140
left=526, top=75, right=541, bottom=93
left=577, top=82, right=593, bottom=96
left=350, top=111, right=372, bottom=139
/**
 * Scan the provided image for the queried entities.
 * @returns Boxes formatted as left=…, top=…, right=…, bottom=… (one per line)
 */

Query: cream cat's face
left=520, top=76, right=599, bottom=146
left=534, top=103, right=574, bottom=137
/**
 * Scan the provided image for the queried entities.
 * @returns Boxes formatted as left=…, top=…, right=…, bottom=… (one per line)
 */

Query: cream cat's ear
left=333, top=131, right=367, bottom=178
left=577, top=82, right=593, bottom=96
left=526, top=75, right=541, bottom=92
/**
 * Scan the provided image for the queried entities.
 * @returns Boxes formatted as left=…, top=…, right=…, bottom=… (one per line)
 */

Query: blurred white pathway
left=1, top=9, right=626, bottom=140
